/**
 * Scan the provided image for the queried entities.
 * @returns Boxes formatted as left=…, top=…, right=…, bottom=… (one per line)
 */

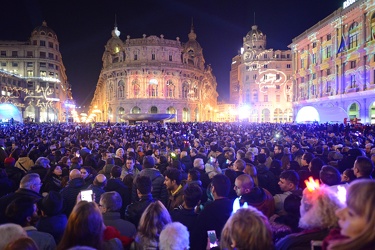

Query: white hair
left=159, top=222, right=189, bottom=250
left=0, top=223, right=27, bottom=249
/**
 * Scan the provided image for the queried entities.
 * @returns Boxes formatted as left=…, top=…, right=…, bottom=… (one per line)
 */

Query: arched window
left=150, top=106, right=158, bottom=114
left=245, top=89, right=250, bottom=103
left=348, top=22, right=359, bottom=49
left=108, top=83, right=113, bottom=99
left=262, top=109, right=270, bottom=122
left=131, top=106, right=141, bottom=114
left=183, top=108, right=189, bottom=122
left=149, top=85, right=158, bottom=97
left=166, top=80, right=175, bottom=98
left=274, top=108, right=283, bottom=123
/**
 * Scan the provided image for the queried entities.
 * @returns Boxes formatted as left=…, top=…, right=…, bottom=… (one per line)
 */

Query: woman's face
left=53, top=166, right=62, bottom=176
left=80, top=169, right=89, bottom=179
left=336, top=206, right=366, bottom=238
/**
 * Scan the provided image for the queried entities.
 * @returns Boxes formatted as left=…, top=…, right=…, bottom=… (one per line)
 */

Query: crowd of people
left=0, top=121, right=374, bottom=250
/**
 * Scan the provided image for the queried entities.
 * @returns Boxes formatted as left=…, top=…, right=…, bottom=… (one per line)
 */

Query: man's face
left=190, top=150, right=196, bottom=156
left=234, top=179, right=245, bottom=197
left=278, top=178, right=293, bottom=192
left=164, top=176, right=175, bottom=190
left=291, top=145, right=298, bottom=153
left=274, top=146, right=281, bottom=154
left=126, top=160, right=135, bottom=171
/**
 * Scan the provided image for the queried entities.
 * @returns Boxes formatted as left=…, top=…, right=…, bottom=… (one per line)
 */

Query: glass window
left=40, top=40, right=46, bottom=46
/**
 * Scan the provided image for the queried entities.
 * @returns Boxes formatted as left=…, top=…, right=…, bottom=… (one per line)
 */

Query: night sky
left=1, top=0, right=343, bottom=109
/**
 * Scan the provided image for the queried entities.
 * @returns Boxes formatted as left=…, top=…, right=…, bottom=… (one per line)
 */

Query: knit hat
left=41, top=191, right=64, bottom=216
left=4, top=157, right=15, bottom=165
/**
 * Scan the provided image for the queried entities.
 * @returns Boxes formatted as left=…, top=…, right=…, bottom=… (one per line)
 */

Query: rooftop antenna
left=114, top=14, right=117, bottom=27
left=191, top=17, right=194, bottom=31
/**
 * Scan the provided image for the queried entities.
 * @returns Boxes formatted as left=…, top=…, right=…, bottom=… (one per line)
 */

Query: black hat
left=41, top=191, right=64, bottom=216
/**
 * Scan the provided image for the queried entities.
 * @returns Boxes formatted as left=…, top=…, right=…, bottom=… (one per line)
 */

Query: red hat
left=4, top=157, right=16, bottom=165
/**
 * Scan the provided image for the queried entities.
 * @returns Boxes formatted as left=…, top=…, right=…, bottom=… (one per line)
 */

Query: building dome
left=31, top=21, right=57, bottom=38
left=246, top=25, right=264, bottom=40
left=184, top=25, right=202, bottom=51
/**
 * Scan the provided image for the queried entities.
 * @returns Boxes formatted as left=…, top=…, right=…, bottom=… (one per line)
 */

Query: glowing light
left=296, top=106, right=320, bottom=123
left=305, top=177, right=320, bottom=192
left=337, top=185, right=347, bottom=204
left=149, top=79, right=158, bottom=85
left=0, top=103, right=23, bottom=123
left=238, top=105, right=251, bottom=120
left=232, top=197, right=248, bottom=214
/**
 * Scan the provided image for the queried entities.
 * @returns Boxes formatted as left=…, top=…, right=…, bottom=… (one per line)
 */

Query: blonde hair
left=329, top=179, right=375, bottom=250
left=138, top=200, right=171, bottom=241
left=221, top=207, right=273, bottom=250
left=244, top=164, right=259, bottom=186
left=299, top=186, right=343, bottom=230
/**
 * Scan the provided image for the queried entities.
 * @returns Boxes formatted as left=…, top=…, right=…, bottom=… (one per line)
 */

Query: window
left=264, top=54, right=268, bottom=59
left=276, top=95, right=280, bottom=102
left=312, top=42, right=317, bottom=48
left=49, top=72, right=54, bottom=77
left=48, top=42, right=53, bottom=48
left=276, top=85, right=280, bottom=90
left=350, top=60, right=356, bottom=69
left=327, top=34, right=331, bottom=41
left=301, top=77, right=305, bottom=83
left=40, top=62, right=46, bottom=68
left=253, top=74, right=257, bottom=80
left=287, top=64, right=291, bottom=68
left=48, top=53, right=54, bottom=59
left=0, top=62, right=5, bottom=67
left=48, top=63, right=54, bottom=69
left=27, top=62, right=33, bottom=67
left=264, top=64, right=268, bottom=68
left=350, top=75, right=356, bottom=88
left=40, top=40, right=46, bottom=46
left=27, top=82, right=34, bottom=88
left=27, top=51, right=33, bottom=57
left=287, top=54, right=290, bottom=58
left=326, top=46, right=332, bottom=58
left=348, top=22, right=359, bottom=49
left=40, top=52, right=46, bottom=58
left=169, top=54, right=172, bottom=61
left=252, top=65, right=257, bottom=69
left=301, top=59, right=304, bottom=68
left=263, top=75, right=268, bottom=80
left=312, top=73, right=316, bottom=80
left=12, top=51, right=18, bottom=57
left=134, top=54, right=137, bottom=60
left=0, top=51, right=5, bottom=57
left=276, top=74, right=280, bottom=80
left=326, top=81, right=331, bottom=92
left=32, top=40, right=37, bottom=45
left=312, top=53, right=316, bottom=64
left=327, top=68, right=331, bottom=75
left=264, top=95, right=268, bottom=102
left=40, top=71, right=47, bottom=77
left=12, top=62, right=18, bottom=67
left=152, top=53, right=155, bottom=60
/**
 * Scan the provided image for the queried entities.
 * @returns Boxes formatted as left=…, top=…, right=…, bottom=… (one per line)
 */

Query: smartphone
left=81, top=189, right=93, bottom=202
left=207, top=230, right=218, bottom=248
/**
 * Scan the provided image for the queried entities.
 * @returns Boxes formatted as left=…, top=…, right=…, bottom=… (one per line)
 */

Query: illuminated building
left=230, top=25, right=293, bottom=123
left=291, top=0, right=375, bottom=123
left=89, top=23, right=218, bottom=123
left=0, top=21, right=73, bottom=122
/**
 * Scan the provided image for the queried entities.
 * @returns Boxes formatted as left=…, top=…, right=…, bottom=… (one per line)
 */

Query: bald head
left=236, top=174, right=254, bottom=190
left=70, top=169, right=82, bottom=180
left=94, top=174, right=107, bottom=188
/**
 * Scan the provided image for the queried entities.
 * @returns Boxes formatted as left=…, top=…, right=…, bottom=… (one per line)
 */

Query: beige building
left=0, top=21, right=73, bottom=122
left=89, top=24, right=218, bottom=123
left=291, top=0, right=375, bottom=123
left=230, top=25, right=293, bottom=123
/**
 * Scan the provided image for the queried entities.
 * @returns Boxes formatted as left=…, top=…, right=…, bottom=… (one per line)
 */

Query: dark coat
left=190, top=198, right=233, bottom=250
left=60, top=178, right=86, bottom=217
left=125, top=194, right=155, bottom=228
left=36, top=214, right=68, bottom=244
left=29, top=165, right=48, bottom=180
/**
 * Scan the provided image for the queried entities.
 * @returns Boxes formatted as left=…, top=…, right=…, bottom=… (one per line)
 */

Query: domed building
left=89, top=23, right=218, bottom=123
left=0, top=21, right=73, bottom=122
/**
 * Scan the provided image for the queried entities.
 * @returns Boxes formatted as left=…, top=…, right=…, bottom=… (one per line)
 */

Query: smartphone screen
left=207, top=230, right=218, bottom=248
left=81, top=189, right=93, bottom=202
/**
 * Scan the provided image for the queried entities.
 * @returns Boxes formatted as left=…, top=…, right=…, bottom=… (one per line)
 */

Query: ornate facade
left=230, top=25, right=293, bottom=123
left=89, top=24, right=218, bottom=122
left=0, top=21, right=73, bottom=122
left=291, top=0, right=375, bottom=123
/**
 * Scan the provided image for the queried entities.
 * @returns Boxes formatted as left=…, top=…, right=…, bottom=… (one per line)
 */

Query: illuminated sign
left=343, top=0, right=356, bottom=9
